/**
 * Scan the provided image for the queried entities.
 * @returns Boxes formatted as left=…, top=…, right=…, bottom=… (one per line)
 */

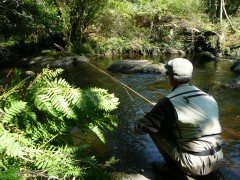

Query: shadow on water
left=60, top=55, right=240, bottom=179
left=1, top=54, right=239, bottom=179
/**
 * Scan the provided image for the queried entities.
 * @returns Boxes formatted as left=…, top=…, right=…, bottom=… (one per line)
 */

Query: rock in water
left=108, top=60, right=166, bottom=74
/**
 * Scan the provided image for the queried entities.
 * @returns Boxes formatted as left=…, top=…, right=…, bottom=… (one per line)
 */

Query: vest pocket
left=175, top=126, right=202, bottom=139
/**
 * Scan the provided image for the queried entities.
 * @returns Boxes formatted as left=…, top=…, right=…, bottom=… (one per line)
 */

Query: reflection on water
left=62, top=58, right=240, bottom=179
left=1, top=55, right=239, bottom=179
left=61, top=55, right=240, bottom=179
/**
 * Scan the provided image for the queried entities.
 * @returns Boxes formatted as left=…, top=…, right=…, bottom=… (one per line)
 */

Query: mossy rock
left=230, top=61, right=240, bottom=74
left=193, top=51, right=217, bottom=62
left=108, top=60, right=166, bottom=74
left=28, top=55, right=89, bottom=68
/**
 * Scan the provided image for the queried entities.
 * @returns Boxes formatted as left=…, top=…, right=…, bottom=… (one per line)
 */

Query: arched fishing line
left=118, top=72, right=146, bottom=126
left=54, top=43, right=155, bottom=106
left=123, top=86, right=145, bottom=115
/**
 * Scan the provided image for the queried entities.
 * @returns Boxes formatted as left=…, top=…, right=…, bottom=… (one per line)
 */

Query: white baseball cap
left=165, top=58, right=193, bottom=77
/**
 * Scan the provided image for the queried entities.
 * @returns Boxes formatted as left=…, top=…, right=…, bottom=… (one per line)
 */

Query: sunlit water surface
left=1, top=55, right=239, bottom=179
left=61, top=55, right=240, bottom=179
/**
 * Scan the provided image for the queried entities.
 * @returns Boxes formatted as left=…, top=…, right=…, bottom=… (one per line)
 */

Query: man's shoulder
left=158, top=97, right=171, bottom=104
left=155, top=98, right=174, bottom=109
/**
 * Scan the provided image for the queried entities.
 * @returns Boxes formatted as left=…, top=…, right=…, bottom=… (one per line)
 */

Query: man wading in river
left=134, top=58, right=224, bottom=179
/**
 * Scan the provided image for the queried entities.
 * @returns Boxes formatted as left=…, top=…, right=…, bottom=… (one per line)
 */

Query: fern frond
left=23, top=105, right=37, bottom=122
left=0, top=130, right=29, bottom=157
left=2, top=100, right=27, bottom=123
left=80, top=88, right=119, bottom=112
left=0, top=67, right=120, bottom=179
left=28, top=67, right=63, bottom=90
left=52, top=78, right=71, bottom=87
left=29, top=80, right=80, bottom=120
left=66, top=88, right=82, bottom=107
left=34, top=93, right=61, bottom=119
left=94, top=115, right=118, bottom=131
left=29, top=123, right=57, bottom=144
left=89, top=123, right=106, bottom=143
left=47, top=88, right=77, bottom=119
left=20, top=145, right=86, bottom=178
left=0, top=78, right=29, bottom=100
left=42, top=68, right=64, bottom=80
left=62, top=144, right=90, bottom=154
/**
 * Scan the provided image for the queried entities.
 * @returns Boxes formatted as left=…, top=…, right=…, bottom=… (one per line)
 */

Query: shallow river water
left=61, top=55, right=240, bottom=179
left=2, top=54, right=239, bottom=179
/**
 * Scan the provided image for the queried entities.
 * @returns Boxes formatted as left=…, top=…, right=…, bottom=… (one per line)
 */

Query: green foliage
left=0, top=67, right=119, bottom=179
left=0, top=169, right=21, bottom=180
left=95, top=37, right=131, bottom=55
left=95, top=0, right=208, bottom=54
left=73, top=42, right=95, bottom=55
left=41, top=49, right=67, bottom=57
left=55, top=0, right=108, bottom=50
left=0, top=0, right=62, bottom=41
left=163, top=0, right=205, bottom=16
left=1, top=0, right=240, bottom=57
left=24, top=0, right=62, bottom=34
left=204, top=0, right=240, bottom=21
left=98, top=0, right=136, bottom=38
left=0, top=0, right=108, bottom=54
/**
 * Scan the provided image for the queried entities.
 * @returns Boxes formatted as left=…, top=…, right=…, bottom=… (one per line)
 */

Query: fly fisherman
left=134, top=58, right=224, bottom=179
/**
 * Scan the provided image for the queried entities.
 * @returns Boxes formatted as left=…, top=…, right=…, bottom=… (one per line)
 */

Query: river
left=61, top=54, right=240, bottom=179
left=1, top=54, right=239, bottom=179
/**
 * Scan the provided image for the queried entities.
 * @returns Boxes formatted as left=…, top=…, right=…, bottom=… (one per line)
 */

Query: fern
left=88, top=87, right=119, bottom=112
left=0, top=130, right=30, bottom=158
left=0, top=67, right=120, bottom=179
left=0, top=169, right=21, bottom=180
left=17, top=145, right=87, bottom=179
left=79, top=88, right=119, bottom=112
left=27, top=71, right=81, bottom=120
left=0, top=78, right=28, bottom=100
left=0, top=129, right=87, bottom=179
left=2, top=101, right=27, bottom=123
left=89, top=123, right=106, bottom=143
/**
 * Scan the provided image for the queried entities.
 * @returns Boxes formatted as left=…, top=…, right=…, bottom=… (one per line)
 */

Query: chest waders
left=164, top=84, right=224, bottom=176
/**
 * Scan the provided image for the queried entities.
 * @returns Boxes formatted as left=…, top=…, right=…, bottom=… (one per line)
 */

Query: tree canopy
left=0, top=0, right=239, bottom=57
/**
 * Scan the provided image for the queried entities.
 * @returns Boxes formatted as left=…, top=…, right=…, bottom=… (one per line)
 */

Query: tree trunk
left=219, top=0, right=224, bottom=40
left=222, top=0, right=240, bottom=33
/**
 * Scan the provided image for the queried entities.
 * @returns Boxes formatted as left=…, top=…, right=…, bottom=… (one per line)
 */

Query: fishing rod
left=54, top=43, right=155, bottom=106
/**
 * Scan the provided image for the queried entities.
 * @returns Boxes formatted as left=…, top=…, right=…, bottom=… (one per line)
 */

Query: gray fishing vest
left=167, top=84, right=222, bottom=139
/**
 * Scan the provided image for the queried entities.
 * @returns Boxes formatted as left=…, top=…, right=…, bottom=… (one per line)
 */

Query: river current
left=62, top=57, right=240, bottom=179
left=2, top=54, right=239, bottom=179
left=62, top=54, right=240, bottom=179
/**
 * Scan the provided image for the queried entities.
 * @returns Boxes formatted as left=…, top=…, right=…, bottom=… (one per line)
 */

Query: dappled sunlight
left=23, top=56, right=240, bottom=179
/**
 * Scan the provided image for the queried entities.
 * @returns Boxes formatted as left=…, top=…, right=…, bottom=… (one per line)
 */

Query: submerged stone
left=227, top=77, right=240, bottom=89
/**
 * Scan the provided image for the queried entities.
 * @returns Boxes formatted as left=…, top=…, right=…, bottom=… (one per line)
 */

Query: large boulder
left=28, top=56, right=89, bottom=68
left=230, top=60, right=240, bottom=74
left=229, top=48, right=240, bottom=57
left=165, top=48, right=185, bottom=56
left=108, top=60, right=166, bottom=74
left=193, top=51, right=217, bottom=62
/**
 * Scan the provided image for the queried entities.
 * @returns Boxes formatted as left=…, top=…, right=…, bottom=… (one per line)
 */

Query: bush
left=94, top=37, right=131, bottom=55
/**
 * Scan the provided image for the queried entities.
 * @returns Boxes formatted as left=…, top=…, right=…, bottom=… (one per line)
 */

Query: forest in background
left=0, top=0, right=240, bottom=62
left=0, top=1, right=240, bottom=179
